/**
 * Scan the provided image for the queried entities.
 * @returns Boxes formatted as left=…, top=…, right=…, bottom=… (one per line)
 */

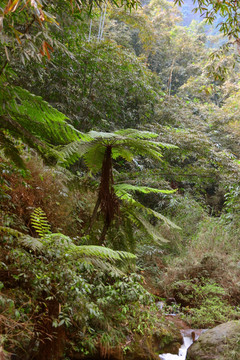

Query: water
left=159, top=330, right=203, bottom=360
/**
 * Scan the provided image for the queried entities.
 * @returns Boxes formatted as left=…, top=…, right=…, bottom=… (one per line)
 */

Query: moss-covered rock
left=187, top=320, right=240, bottom=360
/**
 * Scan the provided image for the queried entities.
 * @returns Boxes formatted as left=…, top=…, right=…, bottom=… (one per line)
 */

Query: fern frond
left=39, top=233, right=136, bottom=264
left=145, top=208, right=181, bottom=230
left=115, top=129, right=159, bottom=139
left=88, top=131, right=116, bottom=139
left=124, top=210, right=169, bottom=244
left=69, top=245, right=136, bottom=262
left=0, top=83, right=91, bottom=165
left=0, top=226, right=43, bottom=251
left=114, top=183, right=176, bottom=196
left=111, top=146, right=134, bottom=161
left=58, top=139, right=96, bottom=167
left=119, top=138, right=164, bottom=161
left=19, top=235, right=44, bottom=251
left=82, top=142, right=106, bottom=173
left=80, top=257, right=125, bottom=275
left=120, top=195, right=181, bottom=230
left=30, top=208, right=51, bottom=238
left=9, top=87, right=89, bottom=145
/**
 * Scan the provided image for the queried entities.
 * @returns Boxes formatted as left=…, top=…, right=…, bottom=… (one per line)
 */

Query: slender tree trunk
left=167, top=57, right=176, bottom=96
left=99, top=221, right=109, bottom=244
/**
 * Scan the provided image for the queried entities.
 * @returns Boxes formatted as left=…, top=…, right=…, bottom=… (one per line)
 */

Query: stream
left=159, top=329, right=205, bottom=360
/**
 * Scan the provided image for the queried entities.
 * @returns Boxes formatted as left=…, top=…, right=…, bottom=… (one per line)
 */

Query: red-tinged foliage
left=0, top=157, right=87, bottom=237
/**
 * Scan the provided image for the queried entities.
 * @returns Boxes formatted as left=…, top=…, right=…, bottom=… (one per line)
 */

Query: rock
left=186, top=320, right=240, bottom=360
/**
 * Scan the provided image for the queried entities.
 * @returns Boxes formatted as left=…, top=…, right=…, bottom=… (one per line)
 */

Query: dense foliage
left=1, top=0, right=240, bottom=359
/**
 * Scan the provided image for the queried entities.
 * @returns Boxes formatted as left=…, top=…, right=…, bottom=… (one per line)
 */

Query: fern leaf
left=125, top=211, right=169, bottom=244
left=115, top=128, right=159, bottom=139
left=120, top=195, right=181, bottom=230
left=80, top=257, right=125, bottom=275
left=0, top=226, right=43, bottom=251
left=69, top=245, right=136, bottom=262
left=40, top=233, right=136, bottom=263
left=10, top=87, right=89, bottom=145
left=59, top=139, right=96, bottom=167
left=146, top=208, right=181, bottom=229
left=114, top=183, right=176, bottom=195
left=88, top=131, right=116, bottom=139
left=111, top=146, right=134, bottom=161
left=30, top=208, right=51, bottom=238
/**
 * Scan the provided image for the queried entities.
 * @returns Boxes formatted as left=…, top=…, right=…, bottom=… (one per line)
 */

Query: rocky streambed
left=159, top=320, right=240, bottom=360
left=159, top=329, right=205, bottom=360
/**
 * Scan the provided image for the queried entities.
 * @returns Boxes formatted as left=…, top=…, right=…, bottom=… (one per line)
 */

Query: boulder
left=186, top=320, right=240, bottom=360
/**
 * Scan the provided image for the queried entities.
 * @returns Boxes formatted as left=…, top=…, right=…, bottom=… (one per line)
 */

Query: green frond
left=143, top=140, right=178, bottom=149
left=37, top=233, right=135, bottom=264
left=30, top=208, right=51, bottom=238
left=0, top=226, right=43, bottom=251
left=82, top=143, right=106, bottom=173
left=114, top=183, right=176, bottom=195
left=125, top=211, right=169, bottom=244
left=88, top=131, right=116, bottom=139
left=120, top=195, right=181, bottom=230
left=119, top=138, right=164, bottom=161
left=111, top=146, right=134, bottom=161
left=80, top=257, right=125, bottom=275
left=59, top=139, right=96, bottom=167
left=146, top=208, right=181, bottom=230
left=0, top=83, right=91, bottom=165
left=115, top=128, right=159, bottom=139
left=69, top=245, right=136, bottom=262
left=19, top=235, right=44, bottom=251
left=9, top=87, right=89, bottom=145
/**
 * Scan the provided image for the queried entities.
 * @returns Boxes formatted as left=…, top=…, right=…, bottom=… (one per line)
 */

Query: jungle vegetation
left=0, top=0, right=240, bottom=359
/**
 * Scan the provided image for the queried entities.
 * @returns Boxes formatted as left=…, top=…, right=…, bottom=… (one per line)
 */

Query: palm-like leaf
left=114, top=183, right=176, bottom=196
left=0, top=226, right=135, bottom=266
left=60, top=129, right=177, bottom=168
left=0, top=80, right=90, bottom=166
left=0, top=226, right=43, bottom=251
left=118, top=189, right=180, bottom=244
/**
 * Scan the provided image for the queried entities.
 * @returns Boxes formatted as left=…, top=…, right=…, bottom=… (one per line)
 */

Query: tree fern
left=59, top=129, right=179, bottom=243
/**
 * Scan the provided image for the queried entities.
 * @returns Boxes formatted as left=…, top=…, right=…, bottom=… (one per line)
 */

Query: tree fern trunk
left=87, top=195, right=101, bottom=234
left=99, top=221, right=109, bottom=244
